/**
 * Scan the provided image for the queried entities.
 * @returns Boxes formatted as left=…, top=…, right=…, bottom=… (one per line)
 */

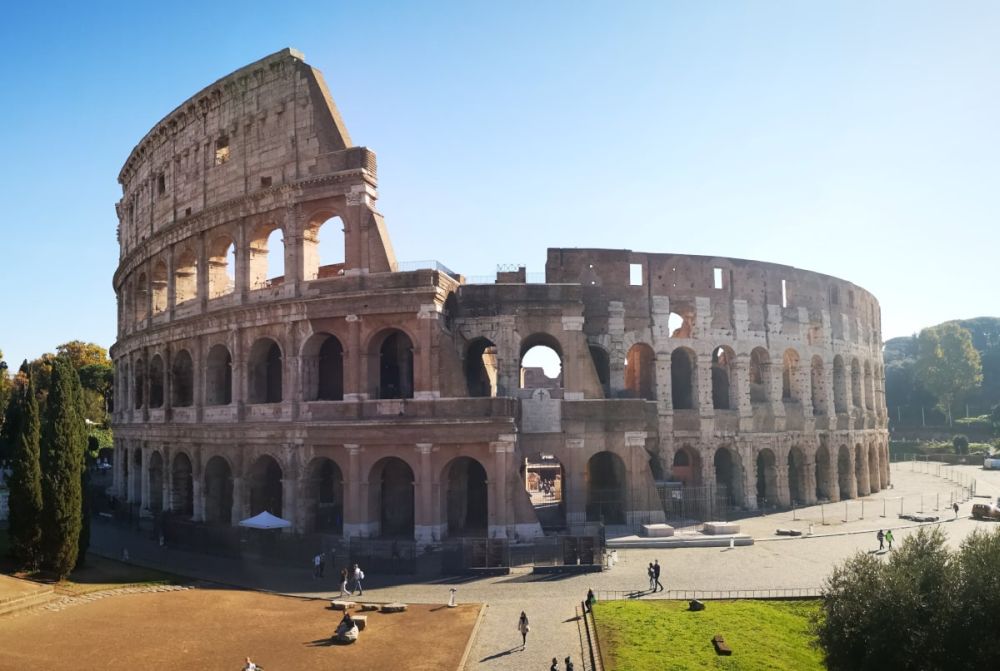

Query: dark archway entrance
left=465, top=338, right=498, bottom=397
left=586, top=451, right=627, bottom=524
left=171, top=452, right=194, bottom=517
left=376, top=331, right=414, bottom=399
left=714, top=447, right=743, bottom=506
left=815, top=444, right=832, bottom=501
left=523, top=453, right=566, bottom=531
left=756, top=449, right=778, bottom=508
left=444, top=457, right=488, bottom=537
left=204, top=456, right=234, bottom=525
left=304, top=458, right=343, bottom=534
left=787, top=447, right=806, bottom=505
left=370, top=457, right=415, bottom=538
left=249, top=455, right=283, bottom=517
left=837, top=445, right=852, bottom=500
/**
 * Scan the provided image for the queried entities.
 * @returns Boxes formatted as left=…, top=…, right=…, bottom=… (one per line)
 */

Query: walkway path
left=88, top=461, right=997, bottom=670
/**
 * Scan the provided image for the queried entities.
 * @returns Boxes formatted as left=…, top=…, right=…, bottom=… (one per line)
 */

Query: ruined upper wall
left=545, top=248, right=882, bottom=349
left=115, top=48, right=363, bottom=257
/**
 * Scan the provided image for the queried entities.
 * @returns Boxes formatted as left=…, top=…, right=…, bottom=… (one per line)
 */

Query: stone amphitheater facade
left=110, top=49, right=889, bottom=544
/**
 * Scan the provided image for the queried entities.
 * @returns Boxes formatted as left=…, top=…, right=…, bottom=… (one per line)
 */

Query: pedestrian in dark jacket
left=653, top=559, right=664, bottom=592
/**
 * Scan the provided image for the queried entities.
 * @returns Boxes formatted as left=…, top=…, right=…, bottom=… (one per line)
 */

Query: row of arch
left=124, top=446, right=635, bottom=536
left=124, top=214, right=345, bottom=325
left=672, top=440, right=889, bottom=506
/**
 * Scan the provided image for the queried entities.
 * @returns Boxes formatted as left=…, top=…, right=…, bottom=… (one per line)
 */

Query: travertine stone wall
left=112, top=49, right=889, bottom=545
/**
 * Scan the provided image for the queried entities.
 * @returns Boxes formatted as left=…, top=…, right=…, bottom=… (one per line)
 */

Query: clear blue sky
left=2, top=1, right=998, bottom=368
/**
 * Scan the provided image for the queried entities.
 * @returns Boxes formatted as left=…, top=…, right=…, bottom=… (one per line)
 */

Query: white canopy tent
left=238, top=511, right=292, bottom=529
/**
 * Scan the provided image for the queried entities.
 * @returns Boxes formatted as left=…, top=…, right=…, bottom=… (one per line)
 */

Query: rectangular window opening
left=713, top=267, right=723, bottom=289
left=214, top=137, right=230, bottom=165
left=629, top=263, right=643, bottom=286
left=260, top=176, right=272, bottom=188
left=157, top=173, right=165, bottom=196
left=781, top=279, right=789, bottom=308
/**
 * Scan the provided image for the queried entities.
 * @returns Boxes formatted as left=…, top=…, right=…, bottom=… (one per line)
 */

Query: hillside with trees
left=885, top=317, right=1000, bottom=436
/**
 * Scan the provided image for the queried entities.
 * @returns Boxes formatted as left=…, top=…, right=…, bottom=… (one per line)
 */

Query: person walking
left=338, top=568, right=350, bottom=598
left=352, top=563, right=364, bottom=596
left=551, top=657, right=559, bottom=671
left=585, top=588, right=597, bottom=612
left=564, top=655, right=575, bottom=670
left=313, top=554, right=322, bottom=579
left=885, top=529, right=894, bottom=550
left=647, top=562, right=656, bottom=592
left=517, top=611, right=530, bottom=648
left=953, top=502, right=960, bottom=518
left=876, top=529, right=885, bottom=551
left=653, top=559, right=664, bottom=592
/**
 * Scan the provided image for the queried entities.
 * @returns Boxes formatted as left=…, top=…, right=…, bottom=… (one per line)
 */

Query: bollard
left=861, top=499, right=865, bottom=519
left=448, top=588, right=457, bottom=608
left=821, top=504, right=826, bottom=525
left=899, top=497, right=904, bottom=516
left=882, top=499, right=886, bottom=518
left=844, top=502, right=849, bottom=523
left=936, top=493, right=940, bottom=511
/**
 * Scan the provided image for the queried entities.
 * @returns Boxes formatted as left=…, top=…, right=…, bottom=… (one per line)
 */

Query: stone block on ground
left=775, top=528, right=802, bottom=536
left=380, top=603, right=407, bottom=613
left=359, top=603, right=380, bottom=611
left=330, top=600, right=356, bottom=611
left=640, top=523, right=675, bottom=538
left=352, top=614, right=368, bottom=630
left=702, top=521, right=740, bottom=535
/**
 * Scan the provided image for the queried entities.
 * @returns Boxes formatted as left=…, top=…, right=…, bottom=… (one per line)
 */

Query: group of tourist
left=875, top=529, right=895, bottom=551
left=646, top=559, right=664, bottom=592
left=311, top=552, right=365, bottom=596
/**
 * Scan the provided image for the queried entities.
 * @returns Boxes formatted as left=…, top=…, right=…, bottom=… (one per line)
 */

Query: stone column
left=561, top=317, right=585, bottom=398
left=856, top=447, right=871, bottom=496
left=343, top=445, right=364, bottom=537
left=343, top=315, right=365, bottom=400
left=140, top=446, right=151, bottom=514
left=415, top=306, right=439, bottom=399
left=803, top=454, right=818, bottom=505
left=231, top=477, right=245, bottom=526
left=415, top=443, right=435, bottom=546
left=281, top=478, right=297, bottom=533
left=775, top=457, right=791, bottom=507
left=696, top=353, right=714, bottom=415
left=490, top=438, right=510, bottom=539
left=161, top=445, right=172, bottom=513
left=740, top=443, right=758, bottom=511
left=608, top=302, right=626, bottom=394
left=564, top=438, right=586, bottom=529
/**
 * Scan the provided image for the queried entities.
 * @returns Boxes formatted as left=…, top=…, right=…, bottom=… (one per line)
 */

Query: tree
left=56, top=341, right=110, bottom=371
left=39, top=358, right=87, bottom=578
left=915, top=323, right=982, bottom=422
left=0, top=350, right=12, bottom=458
left=816, top=526, right=1000, bottom=671
left=5, top=373, right=44, bottom=569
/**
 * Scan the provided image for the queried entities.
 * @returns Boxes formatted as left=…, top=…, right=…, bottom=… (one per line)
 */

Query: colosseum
left=110, top=49, right=889, bottom=546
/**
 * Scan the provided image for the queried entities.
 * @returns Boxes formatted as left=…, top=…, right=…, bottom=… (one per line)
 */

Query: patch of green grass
left=592, top=599, right=823, bottom=671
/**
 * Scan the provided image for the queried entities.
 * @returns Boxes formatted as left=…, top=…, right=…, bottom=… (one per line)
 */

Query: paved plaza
left=87, top=461, right=1000, bottom=670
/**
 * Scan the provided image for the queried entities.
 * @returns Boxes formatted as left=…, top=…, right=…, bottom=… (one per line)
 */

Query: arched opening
left=588, top=345, right=611, bottom=398
left=670, top=348, right=695, bottom=409
left=810, top=356, right=827, bottom=415
left=204, top=456, right=234, bottom=525
left=522, top=453, right=566, bottom=531
left=206, top=344, right=232, bottom=406
left=133, top=273, right=149, bottom=323
left=174, top=248, right=198, bottom=304
left=171, top=349, right=194, bottom=407
left=148, top=451, right=164, bottom=513
left=815, top=444, right=832, bottom=501
left=833, top=356, right=847, bottom=413
left=863, top=361, right=874, bottom=411
left=868, top=443, right=880, bottom=493
left=303, top=214, right=345, bottom=280
left=303, top=457, right=343, bottom=534
left=671, top=446, right=701, bottom=486
left=248, top=455, right=283, bottom=517
left=372, top=329, right=414, bottom=399
left=302, top=333, right=344, bottom=401
left=625, top=343, right=656, bottom=400
left=370, top=457, right=415, bottom=538
left=442, top=294, right=458, bottom=332
left=854, top=444, right=867, bottom=494
left=714, top=447, right=744, bottom=507
left=586, top=451, right=626, bottom=524
left=667, top=311, right=691, bottom=338
left=133, top=359, right=144, bottom=409
left=851, top=359, right=863, bottom=410
left=837, top=445, right=852, bottom=500
left=756, top=449, right=778, bottom=508
left=208, top=236, right=236, bottom=298
left=249, top=225, right=284, bottom=290
left=711, top=346, right=736, bottom=410
left=520, top=334, right=563, bottom=389
left=749, top=347, right=770, bottom=403
left=151, top=260, right=168, bottom=314
left=782, top=349, right=800, bottom=402
left=444, top=457, right=488, bottom=537
left=248, top=338, right=282, bottom=403
left=131, top=449, right=142, bottom=502
left=465, top=337, right=498, bottom=398
left=171, top=452, right=194, bottom=517
left=787, top=447, right=806, bottom=504
left=149, top=355, right=164, bottom=409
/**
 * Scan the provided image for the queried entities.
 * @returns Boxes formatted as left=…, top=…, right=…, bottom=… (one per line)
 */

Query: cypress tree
left=40, top=358, right=86, bottom=578
left=7, top=375, right=44, bottom=569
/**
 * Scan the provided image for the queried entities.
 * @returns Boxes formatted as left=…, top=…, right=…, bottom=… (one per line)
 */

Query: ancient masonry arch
left=110, top=49, right=888, bottom=543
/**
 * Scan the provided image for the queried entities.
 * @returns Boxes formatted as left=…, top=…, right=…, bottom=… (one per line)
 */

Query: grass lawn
left=592, top=599, right=824, bottom=671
